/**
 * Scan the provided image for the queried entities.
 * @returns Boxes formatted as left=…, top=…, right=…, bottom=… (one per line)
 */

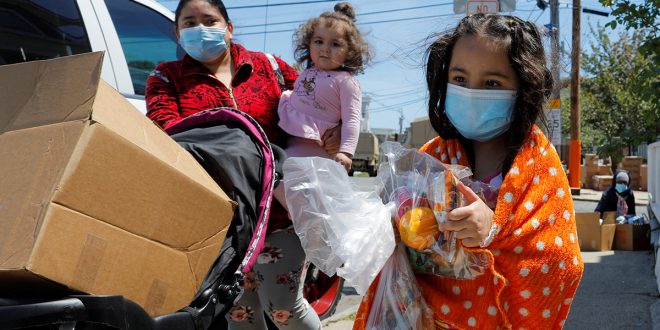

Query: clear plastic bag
left=366, top=244, right=433, bottom=330
left=282, top=156, right=395, bottom=294
left=378, top=142, right=490, bottom=280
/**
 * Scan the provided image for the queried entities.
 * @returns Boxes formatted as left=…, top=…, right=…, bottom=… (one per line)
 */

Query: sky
left=157, top=0, right=635, bottom=132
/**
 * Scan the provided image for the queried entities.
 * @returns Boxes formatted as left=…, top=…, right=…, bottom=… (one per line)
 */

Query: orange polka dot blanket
left=353, top=126, right=584, bottom=329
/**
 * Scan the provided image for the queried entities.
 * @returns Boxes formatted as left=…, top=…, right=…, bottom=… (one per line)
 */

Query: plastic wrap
left=366, top=244, right=433, bottom=330
left=282, top=156, right=395, bottom=294
left=378, top=142, right=490, bottom=280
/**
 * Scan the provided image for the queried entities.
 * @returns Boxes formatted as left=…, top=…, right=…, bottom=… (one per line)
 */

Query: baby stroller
left=0, top=108, right=343, bottom=329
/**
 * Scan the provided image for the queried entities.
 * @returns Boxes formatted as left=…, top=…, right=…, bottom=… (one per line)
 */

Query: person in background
left=146, top=0, right=339, bottom=328
left=595, top=171, right=636, bottom=218
left=353, top=14, right=584, bottom=329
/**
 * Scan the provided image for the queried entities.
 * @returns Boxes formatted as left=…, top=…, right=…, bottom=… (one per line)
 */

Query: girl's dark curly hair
left=425, top=14, right=553, bottom=174
left=294, top=2, right=372, bottom=74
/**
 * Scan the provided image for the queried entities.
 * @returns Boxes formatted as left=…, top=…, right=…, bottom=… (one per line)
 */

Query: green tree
left=599, top=0, right=659, bottom=59
left=562, top=26, right=659, bottom=170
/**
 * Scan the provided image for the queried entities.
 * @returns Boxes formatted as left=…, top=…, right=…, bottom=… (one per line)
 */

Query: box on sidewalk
left=0, top=52, right=235, bottom=316
left=598, top=164, right=613, bottom=176
left=641, top=165, right=648, bottom=191
left=576, top=212, right=616, bottom=251
left=614, top=224, right=651, bottom=250
left=584, top=154, right=598, bottom=166
left=592, top=175, right=613, bottom=191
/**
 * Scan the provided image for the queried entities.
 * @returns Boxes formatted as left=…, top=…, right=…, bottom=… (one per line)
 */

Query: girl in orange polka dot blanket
left=354, top=14, right=584, bottom=330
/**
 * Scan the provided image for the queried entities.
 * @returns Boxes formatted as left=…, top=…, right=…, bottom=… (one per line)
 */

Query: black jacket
left=595, top=186, right=636, bottom=216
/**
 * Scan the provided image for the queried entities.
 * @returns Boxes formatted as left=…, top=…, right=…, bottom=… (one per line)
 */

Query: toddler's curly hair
left=293, top=2, right=371, bottom=74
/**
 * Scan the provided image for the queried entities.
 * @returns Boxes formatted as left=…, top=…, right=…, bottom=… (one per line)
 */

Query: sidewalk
left=322, top=307, right=359, bottom=330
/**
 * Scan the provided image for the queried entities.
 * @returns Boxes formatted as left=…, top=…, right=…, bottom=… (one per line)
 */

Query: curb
left=321, top=305, right=359, bottom=327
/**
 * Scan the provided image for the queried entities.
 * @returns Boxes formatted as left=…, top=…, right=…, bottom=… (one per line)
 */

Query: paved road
left=322, top=177, right=658, bottom=329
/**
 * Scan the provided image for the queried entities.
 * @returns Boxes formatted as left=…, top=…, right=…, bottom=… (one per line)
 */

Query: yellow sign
left=546, top=99, right=561, bottom=109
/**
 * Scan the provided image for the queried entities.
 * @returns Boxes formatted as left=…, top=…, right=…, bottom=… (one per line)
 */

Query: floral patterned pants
left=226, top=228, right=321, bottom=329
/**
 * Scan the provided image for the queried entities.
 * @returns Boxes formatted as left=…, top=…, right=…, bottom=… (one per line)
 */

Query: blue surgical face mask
left=615, top=183, right=628, bottom=193
left=179, top=26, right=228, bottom=62
left=444, top=84, right=517, bottom=142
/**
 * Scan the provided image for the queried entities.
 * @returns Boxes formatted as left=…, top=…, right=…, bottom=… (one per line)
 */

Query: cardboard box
left=622, top=156, right=643, bottom=167
left=581, top=164, right=589, bottom=188
left=641, top=164, right=648, bottom=191
left=576, top=212, right=616, bottom=251
left=584, top=154, right=598, bottom=166
left=0, top=53, right=235, bottom=316
left=598, top=164, right=613, bottom=176
left=614, top=224, right=651, bottom=250
left=592, top=175, right=613, bottom=191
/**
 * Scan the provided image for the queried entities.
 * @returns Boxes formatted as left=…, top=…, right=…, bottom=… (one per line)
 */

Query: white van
left=0, top=0, right=180, bottom=112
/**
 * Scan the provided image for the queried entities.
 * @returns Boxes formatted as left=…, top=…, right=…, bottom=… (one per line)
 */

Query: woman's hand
left=334, top=152, right=352, bottom=172
left=439, top=181, right=494, bottom=248
left=322, top=124, right=341, bottom=156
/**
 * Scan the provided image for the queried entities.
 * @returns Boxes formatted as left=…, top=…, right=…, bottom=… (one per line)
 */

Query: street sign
left=454, top=0, right=516, bottom=14
left=467, top=0, right=499, bottom=15
left=544, top=99, right=562, bottom=147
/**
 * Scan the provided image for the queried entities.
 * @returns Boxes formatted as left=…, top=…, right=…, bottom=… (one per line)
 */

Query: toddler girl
left=278, top=2, right=371, bottom=171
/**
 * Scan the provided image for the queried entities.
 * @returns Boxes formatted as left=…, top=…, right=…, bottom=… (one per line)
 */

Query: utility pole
left=361, top=94, right=371, bottom=133
left=549, top=0, right=562, bottom=160
left=398, top=108, right=403, bottom=135
left=540, top=0, right=562, bottom=158
left=550, top=0, right=560, bottom=99
left=569, top=0, right=582, bottom=193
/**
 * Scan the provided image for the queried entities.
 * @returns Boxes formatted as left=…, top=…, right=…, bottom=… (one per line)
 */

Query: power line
left=369, top=97, right=427, bottom=113
left=160, top=0, right=336, bottom=9
left=237, top=12, right=459, bottom=36
left=235, top=2, right=453, bottom=29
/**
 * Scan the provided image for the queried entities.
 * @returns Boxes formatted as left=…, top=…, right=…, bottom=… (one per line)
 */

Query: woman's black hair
left=175, top=0, right=230, bottom=25
left=425, top=14, right=553, bottom=174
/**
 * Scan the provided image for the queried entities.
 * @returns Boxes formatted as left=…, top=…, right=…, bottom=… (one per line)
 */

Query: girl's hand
left=334, top=152, right=352, bottom=172
left=322, top=124, right=341, bottom=155
left=439, top=181, right=494, bottom=248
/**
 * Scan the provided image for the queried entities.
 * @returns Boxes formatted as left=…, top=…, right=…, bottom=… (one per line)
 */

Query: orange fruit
left=398, top=206, right=440, bottom=250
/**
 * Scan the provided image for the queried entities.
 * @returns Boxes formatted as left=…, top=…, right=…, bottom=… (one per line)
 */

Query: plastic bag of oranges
left=379, top=142, right=490, bottom=279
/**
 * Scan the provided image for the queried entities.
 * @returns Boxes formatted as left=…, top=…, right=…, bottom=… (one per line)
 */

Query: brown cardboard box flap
left=575, top=212, right=600, bottom=225
left=90, top=81, right=227, bottom=198
left=603, top=212, right=616, bottom=225
left=576, top=212, right=616, bottom=251
left=52, top=124, right=232, bottom=249
left=0, top=52, right=103, bottom=134
left=0, top=122, right=85, bottom=269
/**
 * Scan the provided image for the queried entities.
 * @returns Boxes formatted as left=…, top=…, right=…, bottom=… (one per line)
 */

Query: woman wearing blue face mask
left=145, top=1, right=337, bottom=329
left=595, top=171, right=636, bottom=218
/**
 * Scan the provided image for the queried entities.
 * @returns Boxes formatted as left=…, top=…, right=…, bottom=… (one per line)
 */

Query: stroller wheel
left=303, top=264, right=344, bottom=320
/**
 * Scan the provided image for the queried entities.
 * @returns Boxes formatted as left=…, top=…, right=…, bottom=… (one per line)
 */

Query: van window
left=105, top=0, right=179, bottom=95
left=0, top=0, right=91, bottom=65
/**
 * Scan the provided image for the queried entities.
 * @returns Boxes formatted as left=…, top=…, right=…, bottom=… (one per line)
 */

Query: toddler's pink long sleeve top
left=277, top=67, right=362, bottom=155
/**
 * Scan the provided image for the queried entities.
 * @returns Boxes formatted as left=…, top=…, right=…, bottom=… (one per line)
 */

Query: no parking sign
left=454, top=0, right=516, bottom=14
